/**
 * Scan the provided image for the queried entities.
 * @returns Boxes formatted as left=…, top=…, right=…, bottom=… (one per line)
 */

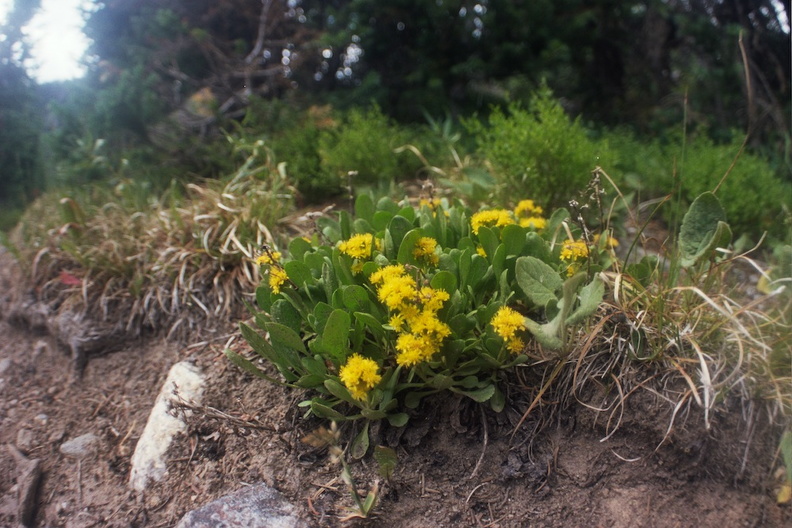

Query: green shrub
left=467, top=88, right=613, bottom=210
left=319, top=105, right=420, bottom=189
left=609, top=130, right=792, bottom=243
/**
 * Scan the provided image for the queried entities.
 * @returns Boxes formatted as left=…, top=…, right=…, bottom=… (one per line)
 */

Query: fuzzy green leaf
left=350, top=422, right=370, bottom=459
left=566, top=275, right=604, bottom=325
left=679, top=192, right=732, bottom=268
left=516, top=256, right=563, bottom=307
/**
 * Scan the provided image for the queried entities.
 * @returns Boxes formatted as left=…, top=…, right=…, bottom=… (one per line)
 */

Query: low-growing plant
left=465, top=87, right=614, bottom=210
left=229, top=192, right=618, bottom=438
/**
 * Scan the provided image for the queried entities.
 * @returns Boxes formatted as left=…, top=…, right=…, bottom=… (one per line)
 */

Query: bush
left=467, top=88, right=613, bottom=210
left=609, top=129, right=792, bottom=243
left=319, top=105, right=420, bottom=189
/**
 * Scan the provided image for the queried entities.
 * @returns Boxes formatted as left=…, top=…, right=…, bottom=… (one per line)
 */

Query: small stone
left=16, top=428, right=35, bottom=454
left=34, top=413, right=49, bottom=426
left=175, top=483, right=308, bottom=528
left=0, top=357, right=12, bottom=375
left=59, top=433, right=99, bottom=459
left=33, top=340, right=49, bottom=359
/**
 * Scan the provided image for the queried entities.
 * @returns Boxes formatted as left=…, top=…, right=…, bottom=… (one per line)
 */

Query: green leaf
left=430, top=270, right=457, bottom=294
left=321, top=260, right=338, bottom=304
left=397, top=228, right=424, bottom=266
left=516, top=256, right=563, bottom=307
left=240, top=323, right=277, bottom=363
left=315, top=310, right=351, bottom=362
left=679, top=192, right=732, bottom=268
left=350, top=422, right=370, bottom=459
left=501, top=224, right=526, bottom=256
left=317, top=216, right=342, bottom=243
left=224, top=349, right=285, bottom=385
left=361, top=408, right=388, bottom=420
left=266, top=322, right=307, bottom=354
left=374, top=445, right=398, bottom=479
left=477, top=226, right=500, bottom=260
left=377, top=196, right=400, bottom=214
left=355, top=194, right=376, bottom=222
left=310, top=400, right=347, bottom=420
left=354, top=311, right=385, bottom=341
left=271, top=299, right=302, bottom=334
left=343, top=285, right=370, bottom=312
left=288, top=237, right=313, bottom=261
left=386, top=215, right=416, bottom=258
left=255, top=284, right=273, bottom=313
left=523, top=232, right=552, bottom=263
left=490, top=386, right=505, bottom=412
left=325, top=378, right=356, bottom=404
left=301, top=356, right=327, bottom=376
left=566, top=276, right=604, bottom=325
left=459, top=384, right=495, bottom=403
left=372, top=210, right=394, bottom=231
left=386, top=413, right=409, bottom=428
left=284, top=261, right=315, bottom=288
left=296, top=374, right=326, bottom=388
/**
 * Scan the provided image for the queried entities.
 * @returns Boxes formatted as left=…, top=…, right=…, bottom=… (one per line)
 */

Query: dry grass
left=6, top=146, right=294, bottom=340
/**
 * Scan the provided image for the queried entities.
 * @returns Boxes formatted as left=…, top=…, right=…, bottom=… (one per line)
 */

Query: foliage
left=5, top=136, right=294, bottom=338
left=610, top=129, right=792, bottom=243
left=319, top=105, right=420, bottom=187
left=230, top=192, right=616, bottom=435
left=466, top=88, right=614, bottom=210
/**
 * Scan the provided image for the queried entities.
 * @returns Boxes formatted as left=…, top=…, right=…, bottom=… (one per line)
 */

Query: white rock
left=0, top=357, right=12, bottom=375
left=128, top=361, right=205, bottom=492
left=60, top=433, right=99, bottom=459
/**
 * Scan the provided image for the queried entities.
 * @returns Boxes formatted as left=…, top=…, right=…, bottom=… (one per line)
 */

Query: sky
left=1, top=0, right=93, bottom=83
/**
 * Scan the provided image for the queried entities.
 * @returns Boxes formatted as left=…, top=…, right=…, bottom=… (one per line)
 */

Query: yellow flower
left=395, top=333, right=440, bottom=366
left=255, top=250, right=281, bottom=266
left=514, top=199, right=544, bottom=218
left=470, top=209, right=515, bottom=234
left=491, top=306, right=526, bottom=341
left=369, top=264, right=407, bottom=285
left=506, top=336, right=525, bottom=355
left=419, top=197, right=442, bottom=209
left=519, top=216, right=547, bottom=230
left=388, top=313, right=405, bottom=331
left=418, top=287, right=449, bottom=313
left=376, top=274, right=418, bottom=310
left=339, top=233, right=375, bottom=259
left=476, top=246, right=487, bottom=257
left=413, top=237, right=439, bottom=266
left=560, top=239, right=589, bottom=262
left=269, top=267, right=288, bottom=294
left=339, top=354, right=382, bottom=400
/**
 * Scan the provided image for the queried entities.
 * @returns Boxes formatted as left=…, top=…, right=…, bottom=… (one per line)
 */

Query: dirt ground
left=0, top=250, right=789, bottom=528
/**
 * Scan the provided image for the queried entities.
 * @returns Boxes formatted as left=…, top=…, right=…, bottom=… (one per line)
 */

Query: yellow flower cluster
left=513, top=199, right=546, bottom=230
left=269, top=266, right=288, bottom=294
left=339, top=353, right=382, bottom=400
left=491, top=306, right=527, bottom=354
left=470, top=209, right=515, bottom=234
left=370, top=264, right=451, bottom=367
left=413, top=236, right=440, bottom=266
left=255, top=250, right=281, bottom=266
left=560, top=239, right=590, bottom=276
left=339, top=233, right=377, bottom=260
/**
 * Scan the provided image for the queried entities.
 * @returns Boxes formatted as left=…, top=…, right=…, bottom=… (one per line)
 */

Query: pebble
left=59, top=433, right=99, bottom=459
left=0, top=357, right=11, bottom=375
left=175, top=483, right=308, bottom=528
left=34, top=413, right=49, bottom=426
left=16, top=428, right=35, bottom=454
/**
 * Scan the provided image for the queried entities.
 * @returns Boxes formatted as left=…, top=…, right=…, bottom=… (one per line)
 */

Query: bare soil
left=0, top=251, right=789, bottom=528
